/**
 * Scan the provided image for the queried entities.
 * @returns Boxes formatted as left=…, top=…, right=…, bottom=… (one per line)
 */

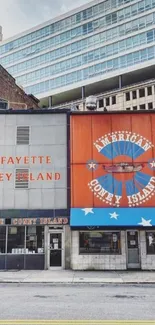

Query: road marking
left=0, top=321, right=154, bottom=325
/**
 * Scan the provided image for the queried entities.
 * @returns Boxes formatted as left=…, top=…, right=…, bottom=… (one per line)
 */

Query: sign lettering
left=0, top=155, right=61, bottom=182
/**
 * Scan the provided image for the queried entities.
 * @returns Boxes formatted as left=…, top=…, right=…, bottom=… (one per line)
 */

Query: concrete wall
left=64, top=225, right=71, bottom=269
left=0, top=113, right=67, bottom=210
left=71, top=231, right=127, bottom=270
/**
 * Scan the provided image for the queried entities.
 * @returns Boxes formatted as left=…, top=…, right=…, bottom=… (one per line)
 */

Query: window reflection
left=146, top=232, right=155, bottom=254
left=1, top=1, right=154, bottom=67
left=26, top=226, right=44, bottom=254
left=7, top=227, right=25, bottom=254
left=0, top=227, right=6, bottom=254
left=16, top=29, right=155, bottom=86
left=0, top=0, right=138, bottom=56
left=24, top=44, right=155, bottom=95
left=4, top=12, right=154, bottom=76
left=79, top=232, right=121, bottom=254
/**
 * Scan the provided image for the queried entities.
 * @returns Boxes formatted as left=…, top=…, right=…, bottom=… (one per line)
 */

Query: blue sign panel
left=70, top=207, right=155, bottom=227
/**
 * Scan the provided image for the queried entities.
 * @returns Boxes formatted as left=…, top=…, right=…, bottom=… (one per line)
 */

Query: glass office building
left=0, top=0, right=155, bottom=107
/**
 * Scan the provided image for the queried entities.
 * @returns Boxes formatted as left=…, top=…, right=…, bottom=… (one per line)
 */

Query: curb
left=0, top=281, right=155, bottom=284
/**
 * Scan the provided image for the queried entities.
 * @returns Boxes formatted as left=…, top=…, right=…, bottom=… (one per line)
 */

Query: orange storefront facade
left=70, top=111, right=155, bottom=270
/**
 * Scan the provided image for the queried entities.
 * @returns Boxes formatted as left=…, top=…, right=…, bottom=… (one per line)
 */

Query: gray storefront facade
left=0, top=110, right=71, bottom=270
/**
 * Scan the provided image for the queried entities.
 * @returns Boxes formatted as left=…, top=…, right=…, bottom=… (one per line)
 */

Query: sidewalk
left=0, top=270, right=155, bottom=284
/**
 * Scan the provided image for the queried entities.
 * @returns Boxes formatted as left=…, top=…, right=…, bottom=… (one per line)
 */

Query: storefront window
left=146, top=232, right=155, bottom=254
left=0, top=227, right=6, bottom=253
left=26, top=226, right=44, bottom=254
left=7, top=227, right=25, bottom=254
left=79, top=231, right=121, bottom=254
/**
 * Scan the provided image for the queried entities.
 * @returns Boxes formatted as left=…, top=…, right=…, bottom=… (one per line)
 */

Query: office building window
left=0, top=227, right=6, bottom=253
left=133, top=106, right=137, bottom=110
left=147, top=87, right=152, bottom=96
left=106, top=97, right=110, bottom=106
left=132, top=90, right=137, bottom=99
left=112, top=96, right=116, bottom=105
left=99, top=99, right=104, bottom=108
left=140, top=104, right=145, bottom=110
left=146, top=232, right=155, bottom=254
left=26, top=226, right=44, bottom=254
left=126, top=107, right=131, bottom=110
left=139, top=88, right=145, bottom=97
left=126, top=92, right=130, bottom=101
left=7, top=227, right=25, bottom=254
left=148, top=102, right=153, bottom=109
left=79, top=231, right=121, bottom=254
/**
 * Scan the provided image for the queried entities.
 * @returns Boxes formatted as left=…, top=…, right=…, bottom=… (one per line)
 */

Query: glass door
left=127, top=230, right=140, bottom=269
left=49, top=232, right=63, bottom=268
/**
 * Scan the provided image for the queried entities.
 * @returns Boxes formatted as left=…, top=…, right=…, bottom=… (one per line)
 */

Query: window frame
left=146, top=231, right=155, bottom=255
left=79, top=231, right=121, bottom=255
left=139, top=88, right=145, bottom=98
left=0, top=225, right=44, bottom=255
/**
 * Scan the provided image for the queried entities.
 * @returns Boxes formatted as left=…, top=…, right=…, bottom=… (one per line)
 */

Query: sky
left=0, top=0, right=90, bottom=39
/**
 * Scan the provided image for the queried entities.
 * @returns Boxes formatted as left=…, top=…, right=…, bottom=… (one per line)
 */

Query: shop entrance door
left=48, top=231, right=64, bottom=269
left=127, top=231, right=140, bottom=269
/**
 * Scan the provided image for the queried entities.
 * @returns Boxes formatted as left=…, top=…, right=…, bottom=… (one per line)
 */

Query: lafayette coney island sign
left=0, top=155, right=60, bottom=181
left=87, top=131, right=155, bottom=207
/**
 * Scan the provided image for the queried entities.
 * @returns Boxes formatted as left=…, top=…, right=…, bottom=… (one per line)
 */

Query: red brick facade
left=0, top=65, right=39, bottom=109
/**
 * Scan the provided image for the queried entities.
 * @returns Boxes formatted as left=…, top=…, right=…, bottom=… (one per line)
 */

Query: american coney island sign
left=86, top=131, right=155, bottom=208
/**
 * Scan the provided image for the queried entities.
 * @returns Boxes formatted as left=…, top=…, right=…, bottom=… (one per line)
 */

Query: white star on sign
left=150, top=161, right=155, bottom=168
left=81, top=208, right=94, bottom=215
left=109, top=212, right=119, bottom=219
left=138, top=217, right=152, bottom=227
left=88, top=162, right=96, bottom=169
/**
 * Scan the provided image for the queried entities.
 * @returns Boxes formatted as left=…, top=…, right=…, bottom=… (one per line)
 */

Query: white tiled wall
left=71, top=230, right=155, bottom=270
left=71, top=231, right=127, bottom=270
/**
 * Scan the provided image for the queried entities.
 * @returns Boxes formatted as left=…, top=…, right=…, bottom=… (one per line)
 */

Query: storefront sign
left=0, top=156, right=61, bottom=182
left=11, top=217, right=69, bottom=226
left=88, top=131, right=154, bottom=208
left=71, top=207, right=155, bottom=227
left=0, top=113, right=68, bottom=211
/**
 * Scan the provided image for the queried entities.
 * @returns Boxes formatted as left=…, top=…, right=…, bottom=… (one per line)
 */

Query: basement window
left=16, top=126, right=30, bottom=145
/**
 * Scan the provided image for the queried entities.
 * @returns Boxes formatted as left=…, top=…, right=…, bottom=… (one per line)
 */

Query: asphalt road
left=0, top=284, right=155, bottom=321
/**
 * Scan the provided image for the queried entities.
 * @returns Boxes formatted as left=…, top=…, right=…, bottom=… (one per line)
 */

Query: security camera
left=85, top=96, right=97, bottom=111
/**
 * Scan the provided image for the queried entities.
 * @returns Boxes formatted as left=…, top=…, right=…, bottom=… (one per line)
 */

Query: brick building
left=0, top=65, right=39, bottom=109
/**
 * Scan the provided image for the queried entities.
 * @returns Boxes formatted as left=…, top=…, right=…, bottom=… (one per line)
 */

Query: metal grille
left=16, top=126, right=29, bottom=145
left=15, top=169, right=29, bottom=189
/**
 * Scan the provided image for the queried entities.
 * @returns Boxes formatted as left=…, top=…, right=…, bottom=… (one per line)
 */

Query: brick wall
left=0, top=65, right=39, bottom=109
